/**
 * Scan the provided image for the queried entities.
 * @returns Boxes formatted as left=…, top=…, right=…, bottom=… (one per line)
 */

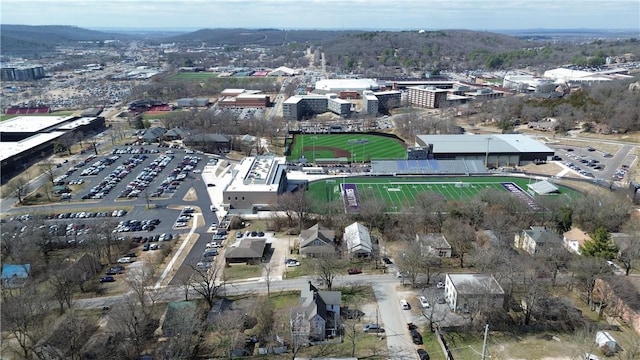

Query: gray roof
left=447, top=273, right=504, bottom=295
left=300, top=224, right=335, bottom=248
left=141, top=127, right=166, bottom=140
left=225, top=238, right=266, bottom=259
left=416, top=134, right=553, bottom=154
left=524, top=226, right=562, bottom=244
left=183, top=133, right=230, bottom=143
left=419, top=233, right=451, bottom=249
left=527, top=180, right=559, bottom=195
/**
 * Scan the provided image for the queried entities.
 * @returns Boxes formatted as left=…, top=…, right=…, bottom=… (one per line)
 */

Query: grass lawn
left=166, top=72, right=220, bottom=81
left=223, top=263, right=262, bottom=281
left=307, top=176, right=581, bottom=212
left=287, top=134, right=407, bottom=163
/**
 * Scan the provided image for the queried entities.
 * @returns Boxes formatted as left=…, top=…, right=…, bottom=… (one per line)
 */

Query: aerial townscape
left=1, top=1, right=640, bottom=359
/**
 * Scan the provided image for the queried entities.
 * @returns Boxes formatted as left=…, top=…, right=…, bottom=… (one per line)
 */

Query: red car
left=347, top=268, right=362, bottom=275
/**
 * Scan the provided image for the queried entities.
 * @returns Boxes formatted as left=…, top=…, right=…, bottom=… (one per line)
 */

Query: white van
left=400, top=299, right=411, bottom=310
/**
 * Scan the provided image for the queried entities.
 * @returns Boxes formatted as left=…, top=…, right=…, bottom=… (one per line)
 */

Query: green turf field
left=307, top=176, right=579, bottom=212
left=288, top=134, right=406, bottom=163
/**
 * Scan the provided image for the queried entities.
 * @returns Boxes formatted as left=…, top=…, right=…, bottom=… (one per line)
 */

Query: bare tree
left=313, top=257, right=343, bottom=291
left=1, top=288, right=51, bottom=359
left=126, top=261, right=155, bottom=312
left=571, top=257, right=613, bottom=311
left=110, top=295, right=149, bottom=358
left=443, top=218, right=476, bottom=268
left=4, top=176, right=31, bottom=204
left=262, top=262, right=274, bottom=297
left=51, top=271, right=76, bottom=314
left=39, top=160, right=60, bottom=188
left=276, top=190, right=312, bottom=232
left=342, top=317, right=364, bottom=357
left=189, top=263, right=225, bottom=310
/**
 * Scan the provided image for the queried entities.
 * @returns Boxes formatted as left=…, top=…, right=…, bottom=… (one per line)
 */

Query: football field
left=307, top=176, right=578, bottom=212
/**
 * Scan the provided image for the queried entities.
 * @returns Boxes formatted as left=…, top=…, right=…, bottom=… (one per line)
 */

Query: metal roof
left=416, top=134, right=553, bottom=154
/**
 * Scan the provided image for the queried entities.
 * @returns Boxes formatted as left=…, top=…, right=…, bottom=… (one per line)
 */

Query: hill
left=161, top=28, right=360, bottom=46
left=0, top=25, right=134, bottom=55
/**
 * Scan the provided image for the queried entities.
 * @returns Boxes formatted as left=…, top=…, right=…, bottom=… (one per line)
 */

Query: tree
left=160, top=302, right=203, bottom=360
left=110, top=295, right=150, bottom=358
left=572, top=191, right=632, bottom=233
left=4, top=176, right=31, bottom=203
left=1, top=288, right=50, bottom=359
left=189, top=263, right=225, bottom=309
left=443, top=218, right=476, bottom=268
left=571, top=257, right=612, bottom=310
left=126, top=261, right=155, bottom=312
left=618, top=241, right=640, bottom=276
left=276, top=190, right=312, bottom=233
left=313, top=257, right=343, bottom=291
left=580, top=227, right=619, bottom=260
left=51, top=272, right=75, bottom=314
left=262, top=262, right=274, bottom=297
left=39, top=160, right=60, bottom=188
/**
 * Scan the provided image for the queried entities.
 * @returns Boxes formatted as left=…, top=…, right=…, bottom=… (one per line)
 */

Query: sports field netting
left=371, top=159, right=487, bottom=175
left=307, top=176, right=579, bottom=213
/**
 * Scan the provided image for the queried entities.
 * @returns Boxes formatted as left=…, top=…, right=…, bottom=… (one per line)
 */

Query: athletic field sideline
left=307, top=176, right=579, bottom=211
left=287, top=134, right=406, bottom=163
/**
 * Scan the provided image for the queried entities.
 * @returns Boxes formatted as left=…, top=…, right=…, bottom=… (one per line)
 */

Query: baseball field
left=287, top=134, right=407, bottom=163
left=307, top=176, right=579, bottom=212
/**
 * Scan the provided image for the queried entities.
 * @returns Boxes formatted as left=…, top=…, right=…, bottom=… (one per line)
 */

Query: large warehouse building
left=0, top=115, right=105, bottom=180
left=414, top=134, right=554, bottom=167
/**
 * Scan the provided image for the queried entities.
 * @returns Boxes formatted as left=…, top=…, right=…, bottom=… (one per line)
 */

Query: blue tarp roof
left=1, top=264, right=31, bottom=279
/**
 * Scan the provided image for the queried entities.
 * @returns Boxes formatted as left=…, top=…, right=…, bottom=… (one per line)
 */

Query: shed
left=595, top=331, right=621, bottom=353
left=527, top=180, right=559, bottom=195
left=1, top=264, right=31, bottom=288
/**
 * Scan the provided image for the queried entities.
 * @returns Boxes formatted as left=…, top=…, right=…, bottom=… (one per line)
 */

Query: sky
left=1, top=0, right=639, bottom=31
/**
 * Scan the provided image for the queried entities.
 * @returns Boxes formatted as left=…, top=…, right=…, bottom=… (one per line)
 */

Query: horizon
left=2, top=0, right=639, bottom=31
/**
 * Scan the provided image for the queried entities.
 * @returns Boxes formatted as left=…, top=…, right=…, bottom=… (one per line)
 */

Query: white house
left=563, top=227, right=592, bottom=255
left=444, top=273, right=505, bottom=313
left=343, top=222, right=373, bottom=258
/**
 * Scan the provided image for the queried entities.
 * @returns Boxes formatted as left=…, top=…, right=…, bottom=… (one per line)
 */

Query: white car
left=436, top=281, right=445, bottom=289
left=418, top=296, right=430, bottom=308
left=286, top=261, right=301, bottom=267
left=117, top=257, right=132, bottom=264
left=206, top=242, right=223, bottom=248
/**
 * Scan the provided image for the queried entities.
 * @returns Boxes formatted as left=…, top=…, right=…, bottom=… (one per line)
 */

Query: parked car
left=418, top=296, right=430, bottom=308
left=382, top=257, right=393, bottom=265
left=286, top=260, right=300, bottom=267
left=363, top=323, right=385, bottom=333
left=117, top=257, right=133, bottom=263
left=100, top=276, right=115, bottom=283
left=400, top=299, right=411, bottom=310
left=411, top=329, right=423, bottom=345
left=417, top=349, right=430, bottom=360
left=347, top=268, right=362, bottom=275
left=436, top=281, right=445, bottom=289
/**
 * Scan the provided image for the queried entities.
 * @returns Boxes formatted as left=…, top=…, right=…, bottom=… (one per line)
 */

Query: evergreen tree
left=579, top=227, right=619, bottom=260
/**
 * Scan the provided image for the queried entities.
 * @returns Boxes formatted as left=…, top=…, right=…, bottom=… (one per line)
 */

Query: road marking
left=154, top=213, right=199, bottom=289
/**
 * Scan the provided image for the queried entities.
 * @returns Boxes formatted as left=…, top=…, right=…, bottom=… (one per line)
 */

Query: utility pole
left=481, top=324, right=489, bottom=360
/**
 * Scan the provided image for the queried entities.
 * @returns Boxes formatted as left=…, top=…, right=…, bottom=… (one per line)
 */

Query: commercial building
left=0, top=65, right=46, bottom=81
left=218, top=89, right=271, bottom=108
left=0, top=115, right=105, bottom=177
left=222, top=155, right=288, bottom=210
left=414, top=134, right=554, bottom=167
left=314, top=78, right=379, bottom=93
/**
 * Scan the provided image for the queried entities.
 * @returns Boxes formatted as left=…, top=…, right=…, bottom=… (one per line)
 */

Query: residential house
left=1, top=264, right=31, bottom=288
left=299, top=224, right=336, bottom=258
left=183, top=133, right=231, bottom=153
left=224, top=238, right=267, bottom=264
left=563, top=228, right=592, bottom=255
left=416, top=233, right=452, bottom=258
left=343, top=222, right=373, bottom=258
left=514, top=226, right=562, bottom=255
left=594, top=276, right=640, bottom=336
left=290, top=282, right=341, bottom=342
left=444, top=273, right=505, bottom=313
